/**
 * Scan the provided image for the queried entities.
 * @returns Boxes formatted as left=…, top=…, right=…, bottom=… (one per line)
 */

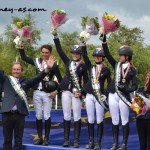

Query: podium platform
left=23, top=144, right=86, bottom=150
left=0, top=109, right=139, bottom=150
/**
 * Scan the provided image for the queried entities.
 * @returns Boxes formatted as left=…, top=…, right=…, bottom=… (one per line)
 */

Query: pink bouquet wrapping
left=51, top=10, right=68, bottom=28
left=100, top=12, right=120, bottom=34
left=12, top=26, right=32, bottom=42
left=11, top=22, right=32, bottom=48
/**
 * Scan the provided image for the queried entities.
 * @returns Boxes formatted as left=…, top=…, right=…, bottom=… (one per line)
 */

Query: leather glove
left=99, top=34, right=106, bottom=42
left=51, top=27, right=58, bottom=38
left=117, top=84, right=126, bottom=93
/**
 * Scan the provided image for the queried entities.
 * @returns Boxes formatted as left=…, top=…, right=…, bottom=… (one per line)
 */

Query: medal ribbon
left=121, top=63, right=130, bottom=82
left=95, top=64, right=103, bottom=82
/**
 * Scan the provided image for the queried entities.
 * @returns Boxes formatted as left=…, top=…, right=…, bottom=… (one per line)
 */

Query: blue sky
left=0, top=0, right=150, bottom=46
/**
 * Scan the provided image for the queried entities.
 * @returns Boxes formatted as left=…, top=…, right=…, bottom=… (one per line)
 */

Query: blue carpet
left=0, top=109, right=140, bottom=150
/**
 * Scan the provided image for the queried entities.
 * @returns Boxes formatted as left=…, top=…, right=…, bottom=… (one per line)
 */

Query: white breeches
left=62, top=91, right=82, bottom=122
left=85, top=94, right=104, bottom=124
left=108, top=92, right=129, bottom=125
left=33, top=90, right=52, bottom=120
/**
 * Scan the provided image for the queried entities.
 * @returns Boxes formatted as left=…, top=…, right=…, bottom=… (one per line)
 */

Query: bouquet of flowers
left=79, top=31, right=90, bottom=42
left=131, top=93, right=150, bottom=117
left=99, top=12, right=120, bottom=34
left=81, top=16, right=99, bottom=35
left=51, top=10, right=68, bottom=28
left=11, top=21, right=32, bottom=48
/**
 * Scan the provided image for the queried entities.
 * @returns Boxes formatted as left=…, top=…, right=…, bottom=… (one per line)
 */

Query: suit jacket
left=0, top=70, right=4, bottom=102
left=81, top=46, right=111, bottom=95
left=0, top=71, right=47, bottom=116
left=102, top=43, right=138, bottom=95
left=54, top=38, right=88, bottom=91
left=19, top=49, right=62, bottom=91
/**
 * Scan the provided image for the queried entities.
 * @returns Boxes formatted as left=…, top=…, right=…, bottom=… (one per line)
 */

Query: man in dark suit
left=0, top=58, right=56, bottom=150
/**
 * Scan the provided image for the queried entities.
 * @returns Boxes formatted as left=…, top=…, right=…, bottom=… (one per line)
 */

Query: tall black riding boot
left=42, top=118, right=51, bottom=146
left=110, top=125, right=119, bottom=150
left=63, top=120, right=71, bottom=147
left=117, top=123, right=129, bottom=150
left=86, top=123, right=95, bottom=149
left=34, top=119, right=43, bottom=145
left=94, top=122, right=103, bottom=150
left=74, top=119, right=81, bottom=148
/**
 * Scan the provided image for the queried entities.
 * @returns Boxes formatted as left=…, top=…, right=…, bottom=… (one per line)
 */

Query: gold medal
left=122, top=78, right=126, bottom=83
left=121, top=64, right=130, bottom=83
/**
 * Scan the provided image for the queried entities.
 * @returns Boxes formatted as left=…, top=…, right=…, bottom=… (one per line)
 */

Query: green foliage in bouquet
left=12, top=17, right=33, bottom=29
left=51, top=10, right=66, bottom=15
left=81, top=16, right=99, bottom=30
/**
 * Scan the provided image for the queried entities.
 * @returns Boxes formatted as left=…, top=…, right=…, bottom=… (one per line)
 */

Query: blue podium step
left=23, top=144, right=85, bottom=150
left=0, top=110, right=139, bottom=150
left=23, top=144, right=109, bottom=150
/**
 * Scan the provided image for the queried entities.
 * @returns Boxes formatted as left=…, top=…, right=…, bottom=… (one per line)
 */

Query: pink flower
left=134, top=97, right=138, bottom=101
left=102, top=17, right=118, bottom=34
left=137, top=102, right=142, bottom=106
left=22, top=27, right=31, bottom=38
left=12, top=26, right=32, bottom=46
left=51, top=10, right=68, bottom=28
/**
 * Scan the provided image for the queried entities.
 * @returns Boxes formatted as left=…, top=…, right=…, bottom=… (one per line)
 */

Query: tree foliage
left=0, top=16, right=150, bottom=87
left=108, top=25, right=144, bottom=46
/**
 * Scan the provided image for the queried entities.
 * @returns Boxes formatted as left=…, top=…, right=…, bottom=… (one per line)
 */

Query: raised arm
left=81, top=44, right=92, bottom=72
left=18, top=48, right=35, bottom=66
left=102, top=43, right=116, bottom=69
left=53, top=64, right=63, bottom=83
left=47, top=63, right=63, bottom=83
left=26, top=71, right=47, bottom=89
left=53, top=38, right=69, bottom=64
left=100, top=35, right=117, bottom=69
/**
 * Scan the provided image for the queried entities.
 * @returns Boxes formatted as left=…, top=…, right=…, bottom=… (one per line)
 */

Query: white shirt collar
left=122, top=62, right=129, bottom=69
